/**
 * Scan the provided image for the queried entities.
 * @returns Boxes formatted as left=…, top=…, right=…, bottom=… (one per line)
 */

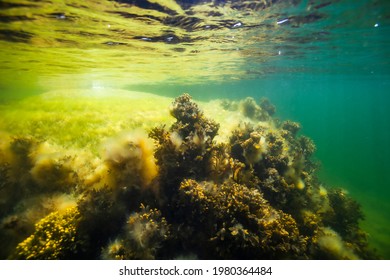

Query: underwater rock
left=30, top=150, right=76, bottom=192
left=149, top=93, right=219, bottom=198
left=208, top=143, right=233, bottom=183
left=281, top=120, right=301, bottom=136
left=13, top=207, right=82, bottom=260
left=9, top=137, right=37, bottom=169
left=76, top=188, right=129, bottom=259
left=101, top=205, right=170, bottom=260
left=0, top=137, right=80, bottom=258
left=101, top=130, right=158, bottom=190
left=324, top=188, right=364, bottom=240
left=315, top=227, right=359, bottom=260
left=259, top=98, right=276, bottom=117
left=240, top=97, right=260, bottom=120
left=175, top=179, right=307, bottom=259
left=230, top=124, right=268, bottom=167
left=3, top=93, right=378, bottom=260
left=239, top=97, right=274, bottom=121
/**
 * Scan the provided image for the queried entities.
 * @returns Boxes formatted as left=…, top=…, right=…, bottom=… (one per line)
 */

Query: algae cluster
left=0, top=93, right=378, bottom=259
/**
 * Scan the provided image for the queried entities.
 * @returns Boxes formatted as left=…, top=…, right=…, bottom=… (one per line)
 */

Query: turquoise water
left=0, top=0, right=389, bottom=259
left=133, top=74, right=390, bottom=257
left=154, top=75, right=390, bottom=257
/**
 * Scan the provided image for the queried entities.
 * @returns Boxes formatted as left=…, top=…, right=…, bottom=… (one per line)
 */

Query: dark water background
left=1, top=0, right=390, bottom=258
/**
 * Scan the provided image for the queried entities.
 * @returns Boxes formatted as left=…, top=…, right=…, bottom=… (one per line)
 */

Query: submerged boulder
left=4, top=93, right=377, bottom=260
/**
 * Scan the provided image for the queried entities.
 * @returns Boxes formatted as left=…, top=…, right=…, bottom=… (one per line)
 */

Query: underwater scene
left=0, top=0, right=389, bottom=260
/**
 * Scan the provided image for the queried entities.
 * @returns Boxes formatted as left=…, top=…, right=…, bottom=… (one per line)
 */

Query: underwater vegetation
left=0, top=93, right=379, bottom=260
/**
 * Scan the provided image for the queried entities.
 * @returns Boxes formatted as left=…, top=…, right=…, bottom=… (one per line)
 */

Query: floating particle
left=277, top=18, right=289, bottom=25
left=232, top=22, right=242, bottom=28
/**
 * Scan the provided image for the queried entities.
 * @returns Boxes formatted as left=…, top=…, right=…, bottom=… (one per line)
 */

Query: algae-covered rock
left=13, top=207, right=82, bottom=260
left=101, top=205, right=171, bottom=260
left=3, top=93, right=378, bottom=260
left=175, top=179, right=307, bottom=259
left=149, top=93, right=219, bottom=197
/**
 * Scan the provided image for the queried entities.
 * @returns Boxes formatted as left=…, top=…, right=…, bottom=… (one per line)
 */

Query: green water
left=134, top=75, right=390, bottom=258
left=1, top=0, right=389, bottom=259
left=162, top=76, right=390, bottom=257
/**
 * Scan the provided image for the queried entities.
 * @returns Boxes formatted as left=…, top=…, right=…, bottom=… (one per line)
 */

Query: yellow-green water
left=1, top=0, right=389, bottom=259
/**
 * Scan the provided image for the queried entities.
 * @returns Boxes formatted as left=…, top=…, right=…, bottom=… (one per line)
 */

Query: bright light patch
left=92, top=81, right=105, bottom=90
left=277, top=18, right=289, bottom=25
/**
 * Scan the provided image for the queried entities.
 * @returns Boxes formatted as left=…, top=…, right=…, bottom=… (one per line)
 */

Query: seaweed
left=101, top=204, right=171, bottom=260
left=149, top=93, right=219, bottom=198
left=324, top=188, right=364, bottom=240
left=4, top=94, right=378, bottom=260
left=12, top=207, right=82, bottom=260
left=174, top=179, right=307, bottom=259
